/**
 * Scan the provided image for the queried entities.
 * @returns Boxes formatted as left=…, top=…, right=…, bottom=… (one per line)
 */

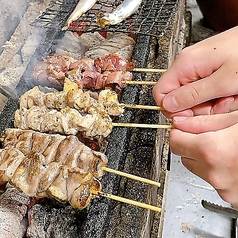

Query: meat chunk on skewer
left=31, top=55, right=77, bottom=90
left=66, top=69, right=133, bottom=90
left=15, top=80, right=124, bottom=138
left=19, top=80, right=124, bottom=116
left=30, top=54, right=135, bottom=90
left=14, top=106, right=113, bottom=138
left=1, top=129, right=108, bottom=210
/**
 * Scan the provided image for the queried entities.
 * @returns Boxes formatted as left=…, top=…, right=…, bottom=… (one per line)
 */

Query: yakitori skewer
left=133, top=68, right=167, bottom=73
left=112, top=123, right=173, bottom=129
left=102, top=167, right=160, bottom=187
left=1, top=128, right=161, bottom=212
left=91, top=190, right=161, bottom=212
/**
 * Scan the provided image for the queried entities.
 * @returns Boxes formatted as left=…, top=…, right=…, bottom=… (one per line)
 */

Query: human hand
left=170, top=111, right=238, bottom=208
left=153, top=26, right=238, bottom=118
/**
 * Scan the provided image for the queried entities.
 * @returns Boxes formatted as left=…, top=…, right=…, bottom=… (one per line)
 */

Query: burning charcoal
left=0, top=184, right=32, bottom=238
left=27, top=203, right=85, bottom=238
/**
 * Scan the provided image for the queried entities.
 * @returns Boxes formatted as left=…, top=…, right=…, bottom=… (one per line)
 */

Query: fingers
left=161, top=65, right=238, bottom=113
left=169, top=129, right=203, bottom=158
left=152, top=39, right=224, bottom=108
left=165, top=96, right=238, bottom=117
left=173, top=111, right=238, bottom=133
left=212, top=95, right=238, bottom=114
left=169, top=121, right=238, bottom=206
left=153, top=27, right=238, bottom=114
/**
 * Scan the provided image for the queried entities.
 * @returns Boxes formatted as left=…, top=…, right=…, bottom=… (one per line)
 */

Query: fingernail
left=163, top=95, right=179, bottom=111
left=173, top=116, right=188, bottom=123
left=224, top=97, right=234, bottom=112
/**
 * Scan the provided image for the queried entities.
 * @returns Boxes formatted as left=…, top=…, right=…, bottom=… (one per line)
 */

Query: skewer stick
left=125, top=81, right=157, bottom=86
left=133, top=68, right=167, bottom=73
left=119, top=103, right=164, bottom=111
left=92, top=191, right=161, bottom=212
left=102, top=167, right=160, bottom=187
left=112, top=123, right=173, bottom=129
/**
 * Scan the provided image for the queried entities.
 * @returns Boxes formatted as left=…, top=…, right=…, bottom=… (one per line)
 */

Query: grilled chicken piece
left=1, top=129, right=108, bottom=210
left=98, top=89, right=124, bottom=116
left=14, top=106, right=112, bottom=138
left=66, top=69, right=133, bottom=90
left=19, top=80, right=124, bottom=117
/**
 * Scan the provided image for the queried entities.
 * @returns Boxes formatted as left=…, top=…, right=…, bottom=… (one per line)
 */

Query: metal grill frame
left=32, top=0, right=180, bottom=37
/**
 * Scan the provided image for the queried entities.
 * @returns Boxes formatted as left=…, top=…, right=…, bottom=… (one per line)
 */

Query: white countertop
left=161, top=154, right=232, bottom=238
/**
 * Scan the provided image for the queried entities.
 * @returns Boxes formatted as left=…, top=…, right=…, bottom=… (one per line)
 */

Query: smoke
left=0, top=0, right=50, bottom=97
left=0, top=0, right=28, bottom=53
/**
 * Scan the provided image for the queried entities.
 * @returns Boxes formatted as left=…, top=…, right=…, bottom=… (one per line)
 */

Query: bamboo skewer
left=125, top=68, right=166, bottom=85
left=125, top=80, right=157, bottom=86
left=102, top=167, right=160, bottom=187
left=119, top=103, right=164, bottom=111
left=112, top=123, right=173, bottom=129
left=133, top=68, right=167, bottom=73
left=91, top=191, right=161, bottom=212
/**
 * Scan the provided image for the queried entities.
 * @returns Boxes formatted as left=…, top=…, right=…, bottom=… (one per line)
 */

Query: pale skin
left=152, top=26, right=238, bottom=208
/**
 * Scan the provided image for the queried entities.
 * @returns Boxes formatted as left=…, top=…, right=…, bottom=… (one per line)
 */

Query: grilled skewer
left=19, top=79, right=124, bottom=117
left=20, top=80, right=164, bottom=117
left=15, top=80, right=170, bottom=138
left=30, top=54, right=165, bottom=90
left=14, top=105, right=171, bottom=138
left=0, top=129, right=161, bottom=211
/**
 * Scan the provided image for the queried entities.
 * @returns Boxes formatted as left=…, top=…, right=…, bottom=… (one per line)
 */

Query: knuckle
left=178, top=46, right=199, bottom=63
left=185, top=85, right=200, bottom=106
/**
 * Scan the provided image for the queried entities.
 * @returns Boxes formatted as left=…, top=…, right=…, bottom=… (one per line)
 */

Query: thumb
left=173, top=111, right=238, bottom=133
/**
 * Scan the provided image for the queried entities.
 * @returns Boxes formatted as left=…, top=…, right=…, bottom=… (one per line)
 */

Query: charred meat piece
left=30, top=54, right=135, bottom=90
left=31, top=55, right=77, bottom=90
left=94, top=54, right=135, bottom=72
left=66, top=69, right=133, bottom=90
left=1, top=129, right=108, bottom=210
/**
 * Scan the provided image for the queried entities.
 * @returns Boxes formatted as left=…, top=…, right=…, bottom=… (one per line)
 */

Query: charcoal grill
left=0, top=0, right=189, bottom=237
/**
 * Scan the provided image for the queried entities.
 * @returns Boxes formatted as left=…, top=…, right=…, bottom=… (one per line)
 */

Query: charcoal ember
left=26, top=203, right=85, bottom=238
left=0, top=184, right=31, bottom=238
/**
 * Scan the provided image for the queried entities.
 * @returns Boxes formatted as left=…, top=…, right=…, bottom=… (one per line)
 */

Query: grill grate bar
left=32, top=0, right=179, bottom=37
